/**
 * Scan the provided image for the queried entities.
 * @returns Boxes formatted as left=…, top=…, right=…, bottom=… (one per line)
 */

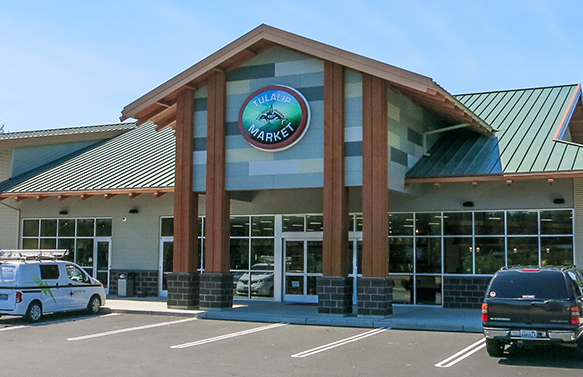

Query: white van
left=0, top=250, right=106, bottom=322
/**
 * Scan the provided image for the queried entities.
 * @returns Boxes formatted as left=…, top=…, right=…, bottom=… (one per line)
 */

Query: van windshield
left=0, top=265, right=16, bottom=283
left=489, top=270, right=569, bottom=300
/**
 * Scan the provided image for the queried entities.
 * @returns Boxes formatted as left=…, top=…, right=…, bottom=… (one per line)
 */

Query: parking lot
left=1, top=312, right=582, bottom=376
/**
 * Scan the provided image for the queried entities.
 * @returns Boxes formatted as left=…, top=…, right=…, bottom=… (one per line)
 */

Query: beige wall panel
left=0, top=199, right=19, bottom=249
left=19, top=194, right=175, bottom=270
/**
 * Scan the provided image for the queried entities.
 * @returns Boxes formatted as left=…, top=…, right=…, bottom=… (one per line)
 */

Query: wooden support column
left=205, top=70, right=230, bottom=274
left=361, top=74, right=389, bottom=278
left=173, top=87, right=199, bottom=273
left=322, top=61, right=349, bottom=277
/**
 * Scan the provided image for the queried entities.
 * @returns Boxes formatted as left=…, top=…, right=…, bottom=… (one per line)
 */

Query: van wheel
left=26, top=301, right=43, bottom=323
left=485, top=338, right=504, bottom=357
left=87, top=295, right=101, bottom=314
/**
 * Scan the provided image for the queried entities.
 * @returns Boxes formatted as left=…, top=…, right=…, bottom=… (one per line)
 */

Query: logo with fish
left=238, top=85, right=310, bottom=151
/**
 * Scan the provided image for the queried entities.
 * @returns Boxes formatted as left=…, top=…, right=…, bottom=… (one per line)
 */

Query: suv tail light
left=570, top=305, right=580, bottom=325
left=16, top=291, right=23, bottom=303
left=482, top=303, right=489, bottom=322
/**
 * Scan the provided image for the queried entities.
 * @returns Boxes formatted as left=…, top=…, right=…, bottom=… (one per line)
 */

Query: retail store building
left=2, top=25, right=583, bottom=316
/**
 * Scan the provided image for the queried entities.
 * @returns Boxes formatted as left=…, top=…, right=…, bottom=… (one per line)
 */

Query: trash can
left=118, top=272, right=135, bottom=297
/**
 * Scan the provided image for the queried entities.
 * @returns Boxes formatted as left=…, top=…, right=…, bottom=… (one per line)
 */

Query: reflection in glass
left=507, top=237, right=538, bottom=266
left=283, top=216, right=304, bottom=232
left=389, top=275, right=413, bottom=304
left=415, top=213, right=441, bottom=236
left=389, top=213, right=413, bottom=236
left=389, top=238, right=413, bottom=273
left=540, top=210, right=573, bottom=235
left=96, top=219, right=112, bottom=237
left=77, top=219, right=95, bottom=237
left=251, top=239, right=275, bottom=268
left=416, top=238, right=441, bottom=274
left=444, top=237, right=473, bottom=274
left=59, top=219, right=75, bottom=237
left=307, top=241, right=323, bottom=273
left=76, top=239, right=94, bottom=269
left=306, top=215, right=323, bottom=232
left=475, top=237, right=505, bottom=274
left=507, top=211, right=537, bottom=235
left=229, top=239, right=249, bottom=270
left=251, top=216, right=275, bottom=236
left=162, top=242, right=173, bottom=291
left=40, top=238, right=57, bottom=249
left=474, top=212, right=504, bottom=235
left=96, top=242, right=109, bottom=288
left=444, top=213, right=472, bottom=235
left=230, top=216, right=249, bottom=237
left=40, top=220, right=57, bottom=237
left=541, top=237, right=573, bottom=266
left=286, top=241, right=304, bottom=273
left=307, top=276, right=318, bottom=295
left=23, top=220, right=39, bottom=237
left=22, top=238, right=38, bottom=249
left=416, top=276, right=442, bottom=305
left=161, top=218, right=174, bottom=237
left=58, top=239, right=75, bottom=261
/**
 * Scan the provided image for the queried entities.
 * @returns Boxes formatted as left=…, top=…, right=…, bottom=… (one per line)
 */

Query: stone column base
left=317, top=276, right=353, bottom=315
left=357, top=277, right=393, bottom=317
left=199, top=273, right=233, bottom=310
left=167, top=272, right=199, bottom=310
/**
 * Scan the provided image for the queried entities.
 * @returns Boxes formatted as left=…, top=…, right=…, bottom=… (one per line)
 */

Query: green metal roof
left=0, top=123, right=174, bottom=195
left=407, top=84, right=583, bottom=179
left=0, top=123, right=136, bottom=141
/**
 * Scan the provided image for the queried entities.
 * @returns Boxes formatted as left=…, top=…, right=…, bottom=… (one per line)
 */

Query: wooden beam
left=128, top=193, right=141, bottom=199
left=173, top=87, right=199, bottom=273
left=0, top=197, right=6, bottom=202
left=322, top=61, right=349, bottom=277
left=15, top=197, right=26, bottom=202
left=36, top=196, right=47, bottom=202
left=104, top=194, right=116, bottom=200
left=80, top=194, right=92, bottom=200
left=58, top=195, right=69, bottom=201
left=154, top=192, right=166, bottom=198
left=361, top=74, right=389, bottom=278
left=205, top=70, right=230, bottom=274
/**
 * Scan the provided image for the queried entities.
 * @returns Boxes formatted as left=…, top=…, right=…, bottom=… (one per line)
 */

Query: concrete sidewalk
left=103, top=296, right=483, bottom=333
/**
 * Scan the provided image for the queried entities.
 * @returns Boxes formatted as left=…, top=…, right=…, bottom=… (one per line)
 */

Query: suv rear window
left=488, top=270, right=569, bottom=300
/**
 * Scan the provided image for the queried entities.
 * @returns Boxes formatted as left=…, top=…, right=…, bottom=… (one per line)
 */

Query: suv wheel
left=485, top=338, right=504, bottom=357
left=26, top=301, right=43, bottom=323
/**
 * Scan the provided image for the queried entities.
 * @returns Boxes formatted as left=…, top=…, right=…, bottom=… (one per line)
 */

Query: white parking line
left=0, top=325, right=26, bottom=332
left=171, top=322, right=288, bottom=349
left=291, top=327, right=388, bottom=358
left=434, top=338, right=486, bottom=368
left=68, top=317, right=198, bottom=341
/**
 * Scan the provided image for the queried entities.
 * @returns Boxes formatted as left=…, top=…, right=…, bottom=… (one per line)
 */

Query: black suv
left=482, top=266, right=583, bottom=358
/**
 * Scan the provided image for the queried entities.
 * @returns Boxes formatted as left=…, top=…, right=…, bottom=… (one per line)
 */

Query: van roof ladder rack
left=0, top=249, right=69, bottom=261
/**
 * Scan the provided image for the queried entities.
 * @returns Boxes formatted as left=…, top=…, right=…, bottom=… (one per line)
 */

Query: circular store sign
left=238, top=85, right=311, bottom=151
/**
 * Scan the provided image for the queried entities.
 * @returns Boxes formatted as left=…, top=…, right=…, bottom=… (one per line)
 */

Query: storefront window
left=306, top=215, right=323, bottom=232
left=416, top=276, right=442, bottom=305
left=444, top=212, right=472, bottom=235
left=540, top=210, right=573, bottom=235
left=507, top=211, right=538, bottom=235
left=416, top=238, right=441, bottom=274
left=541, top=237, right=574, bottom=266
left=251, top=216, right=275, bottom=236
left=475, top=237, right=505, bottom=274
left=283, top=215, right=305, bottom=232
left=474, top=212, right=504, bottom=235
left=161, top=217, right=174, bottom=237
left=388, top=238, right=413, bottom=273
left=59, top=219, right=75, bottom=237
left=230, top=216, right=250, bottom=237
left=389, top=275, right=413, bottom=304
left=444, top=237, right=473, bottom=274
left=40, top=219, right=57, bottom=237
left=415, top=213, right=441, bottom=236
left=507, top=237, right=538, bottom=266
left=23, top=219, right=39, bottom=237
left=77, top=219, right=95, bottom=237
left=389, top=213, right=413, bottom=235
left=96, top=219, right=112, bottom=237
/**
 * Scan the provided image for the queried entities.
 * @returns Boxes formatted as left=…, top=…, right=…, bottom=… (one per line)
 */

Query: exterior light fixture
left=463, top=201, right=474, bottom=207
left=59, top=210, right=68, bottom=215
left=129, top=209, right=139, bottom=214
left=553, top=198, right=565, bottom=204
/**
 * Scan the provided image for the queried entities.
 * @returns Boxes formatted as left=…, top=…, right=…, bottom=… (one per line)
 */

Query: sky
left=1, top=0, right=582, bottom=132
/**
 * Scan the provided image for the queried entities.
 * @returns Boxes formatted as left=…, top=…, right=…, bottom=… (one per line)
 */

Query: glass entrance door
left=283, top=240, right=322, bottom=303
left=159, top=238, right=173, bottom=297
left=94, top=238, right=111, bottom=292
left=348, top=239, right=362, bottom=306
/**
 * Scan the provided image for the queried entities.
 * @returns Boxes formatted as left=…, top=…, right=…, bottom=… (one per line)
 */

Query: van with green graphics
left=0, top=250, right=106, bottom=322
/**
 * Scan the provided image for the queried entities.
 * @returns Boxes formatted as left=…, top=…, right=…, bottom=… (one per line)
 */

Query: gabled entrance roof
left=121, top=24, right=492, bottom=135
